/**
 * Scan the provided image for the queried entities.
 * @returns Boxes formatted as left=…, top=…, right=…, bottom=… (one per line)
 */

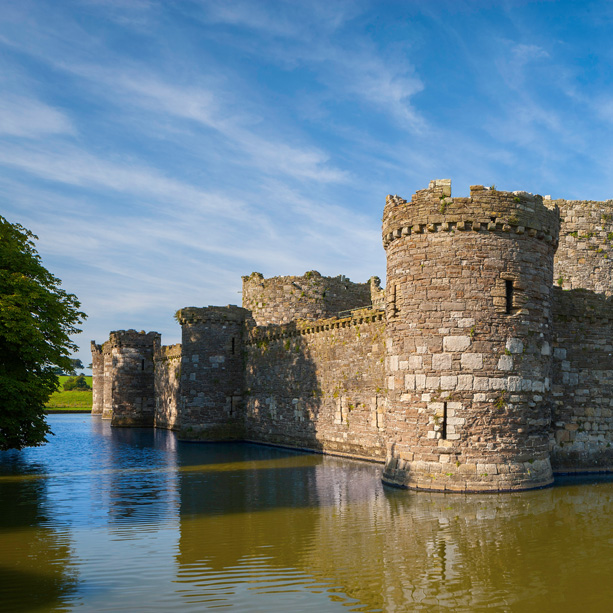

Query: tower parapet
left=95, top=330, right=160, bottom=427
left=382, top=180, right=560, bottom=492
left=176, top=306, right=248, bottom=440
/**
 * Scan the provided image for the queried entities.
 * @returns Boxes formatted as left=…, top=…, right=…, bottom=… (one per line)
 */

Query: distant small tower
left=382, top=180, right=560, bottom=492
left=90, top=341, right=104, bottom=415
left=93, top=330, right=160, bottom=427
left=176, top=306, right=248, bottom=440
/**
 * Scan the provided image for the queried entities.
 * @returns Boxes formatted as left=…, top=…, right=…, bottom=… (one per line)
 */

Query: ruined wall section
left=244, top=308, right=387, bottom=460
left=382, top=180, right=560, bottom=492
left=97, top=330, right=160, bottom=427
left=90, top=342, right=104, bottom=415
left=551, top=288, right=613, bottom=471
left=554, top=198, right=613, bottom=295
left=177, top=306, right=248, bottom=441
left=242, top=271, right=372, bottom=326
left=154, top=343, right=181, bottom=431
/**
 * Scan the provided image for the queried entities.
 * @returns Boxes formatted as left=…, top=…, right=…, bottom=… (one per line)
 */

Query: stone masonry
left=92, top=180, right=613, bottom=492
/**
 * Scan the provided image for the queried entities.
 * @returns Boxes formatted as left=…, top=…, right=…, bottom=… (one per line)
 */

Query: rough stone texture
left=554, top=199, right=613, bottom=295
left=92, top=179, right=613, bottom=494
left=90, top=342, right=104, bottom=415
left=381, top=181, right=559, bottom=491
left=551, top=288, right=613, bottom=470
left=244, top=308, right=386, bottom=460
left=175, top=306, right=248, bottom=441
left=98, top=330, right=159, bottom=427
left=154, top=343, right=181, bottom=430
left=242, top=270, right=372, bottom=326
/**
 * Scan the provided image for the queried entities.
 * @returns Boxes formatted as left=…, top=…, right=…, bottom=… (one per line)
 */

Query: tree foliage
left=63, top=375, right=91, bottom=391
left=0, top=215, right=86, bottom=450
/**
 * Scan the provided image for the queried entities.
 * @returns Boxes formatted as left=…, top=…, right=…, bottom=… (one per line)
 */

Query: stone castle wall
left=555, top=198, right=613, bottom=295
left=244, top=308, right=386, bottom=460
left=92, top=179, right=613, bottom=493
left=154, top=343, right=181, bottom=430
left=242, top=271, right=372, bottom=326
left=551, top=288, right=613, bottom=470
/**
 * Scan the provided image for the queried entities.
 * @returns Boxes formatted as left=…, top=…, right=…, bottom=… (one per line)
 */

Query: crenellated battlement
left=382, top=180, right=560, bottom=249
left=105, top=329, right=161, bottom=348
left=176, top=306, right=248, bottom=325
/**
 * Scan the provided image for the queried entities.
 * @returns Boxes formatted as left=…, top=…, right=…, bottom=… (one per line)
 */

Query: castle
left=91, top=180, right=613, bottom=492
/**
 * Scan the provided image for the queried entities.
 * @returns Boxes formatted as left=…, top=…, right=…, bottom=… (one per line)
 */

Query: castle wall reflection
left=0, top=415, right=611, bottom=612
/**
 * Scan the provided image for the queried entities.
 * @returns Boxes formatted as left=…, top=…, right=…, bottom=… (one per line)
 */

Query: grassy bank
left=45, top=375, right=93, bottom=410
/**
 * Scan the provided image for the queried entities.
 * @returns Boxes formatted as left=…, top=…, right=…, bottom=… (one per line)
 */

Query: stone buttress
left=95, top=330, right=160, bottom=427
left=176, top=306, right=248, bottom=441
left=381, top=180, right=560, bottom=492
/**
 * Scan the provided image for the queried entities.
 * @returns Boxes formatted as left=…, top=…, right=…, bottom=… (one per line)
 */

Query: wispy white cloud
left=0, top=94, right=75, bottom=138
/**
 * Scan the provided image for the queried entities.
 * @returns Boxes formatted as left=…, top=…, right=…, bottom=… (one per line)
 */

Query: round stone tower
left=98, top=330, right=160, bottom=427
left=176, top=306, right=248, bottom=441
left=381, top=180, right=560, bottom=492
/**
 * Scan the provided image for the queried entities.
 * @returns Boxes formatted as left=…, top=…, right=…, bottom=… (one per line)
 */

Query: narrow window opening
left=442, top=402, right=448, bottom=440
left=231, top=337, right=235, bottom=354
left=505, top=280, right=514, bottom=314
left=141, top=359, right=145, bottom=371
left=229, top=396, right=233, bottom=416
left=390, top=283, right=398, bottom=317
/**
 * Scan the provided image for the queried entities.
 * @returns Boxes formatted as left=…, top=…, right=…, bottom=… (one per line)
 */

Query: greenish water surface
left=0, top=415, right=612, bottom=612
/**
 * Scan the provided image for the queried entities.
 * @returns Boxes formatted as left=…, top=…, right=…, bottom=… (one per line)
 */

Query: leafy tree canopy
left=68, top=358, right=84, bottom=375
left=0, top=215, right=86, bottom=450
left=63, top=375, right=91, bottom=391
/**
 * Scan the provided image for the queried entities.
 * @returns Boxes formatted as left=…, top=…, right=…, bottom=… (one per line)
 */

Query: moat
left=1, top=415, right=612, bottom=612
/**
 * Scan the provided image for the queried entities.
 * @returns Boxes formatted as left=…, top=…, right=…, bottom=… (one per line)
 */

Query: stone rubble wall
left=242, top=271, right=372, bottom=326
left=154, top=343, right=181, bottom=430
left=551, top=288, right=613, bottom=470
left=244, top=308, right=387, bottom=460
left=554, top=199, right=613, bottom=295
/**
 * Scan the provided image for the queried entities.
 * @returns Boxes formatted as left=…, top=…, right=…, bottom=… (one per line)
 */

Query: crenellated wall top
left=382, top=179, right=560, bottom=249
left=102, top=330, right=161, bottom=350
left=176, top=305, right=248, bottom=325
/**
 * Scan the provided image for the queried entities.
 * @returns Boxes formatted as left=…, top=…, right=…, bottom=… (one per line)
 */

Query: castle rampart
left=554, top=198, right=613, bottom=295
left=244, top=308, right=386, bottom=460
left=92, top=179, right=613, bottom=493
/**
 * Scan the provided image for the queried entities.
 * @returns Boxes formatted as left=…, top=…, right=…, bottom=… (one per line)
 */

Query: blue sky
left=2, top=0, right=613, bottom=367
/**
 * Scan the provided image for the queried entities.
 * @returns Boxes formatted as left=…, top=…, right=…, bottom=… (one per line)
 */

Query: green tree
left=63, top=375, right=90, bottom=391
left=69, top=358, right=84, bottom=375
left=0, top=215, right=86, bottom=450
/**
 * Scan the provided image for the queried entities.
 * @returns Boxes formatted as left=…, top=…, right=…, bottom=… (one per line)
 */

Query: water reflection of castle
left=92, top=180, right=613, bottom=492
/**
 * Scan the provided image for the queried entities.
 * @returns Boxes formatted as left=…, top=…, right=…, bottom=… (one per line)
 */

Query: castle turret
left=382, top=180, right=560, bottom=492
left=94, top=330, right=160, bottom=427
left=90, top=341, right=104, bottom=415
left=176, top=306, right=248, bottom=440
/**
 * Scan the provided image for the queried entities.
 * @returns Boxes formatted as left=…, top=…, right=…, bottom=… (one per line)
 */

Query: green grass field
left=45, top=375, right=93, bottom=410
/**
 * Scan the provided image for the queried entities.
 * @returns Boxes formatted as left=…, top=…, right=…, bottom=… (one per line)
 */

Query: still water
left=1, top=415, right=612, bottom=612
